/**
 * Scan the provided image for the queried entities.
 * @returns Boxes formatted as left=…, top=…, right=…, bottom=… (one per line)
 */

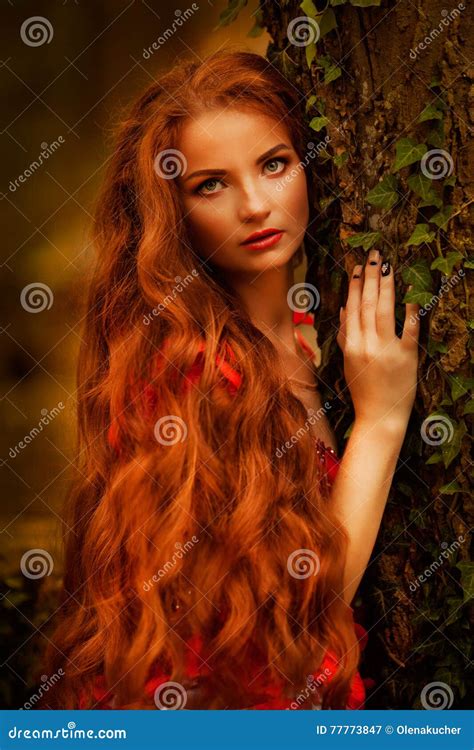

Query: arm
left=333, top=248, right=420, bottom=606
left=330, top=418, right=408, bottom=606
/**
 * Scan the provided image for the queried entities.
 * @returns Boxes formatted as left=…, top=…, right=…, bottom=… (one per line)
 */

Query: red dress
left=88, top=313, right=370, bottom=710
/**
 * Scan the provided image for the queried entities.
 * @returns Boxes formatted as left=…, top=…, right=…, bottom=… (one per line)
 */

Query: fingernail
left=381, top=259, right=391, bottom=276
left=368, top=248, right=380, bottom=265
left=352, top=264, right=363, bottom=279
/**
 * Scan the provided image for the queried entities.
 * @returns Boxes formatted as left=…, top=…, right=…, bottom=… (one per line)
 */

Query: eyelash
left=195, top=157, right=289, bottom=196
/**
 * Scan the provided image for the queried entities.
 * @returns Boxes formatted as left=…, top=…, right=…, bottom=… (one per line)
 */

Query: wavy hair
left=38, top=47, right=361, bottom=710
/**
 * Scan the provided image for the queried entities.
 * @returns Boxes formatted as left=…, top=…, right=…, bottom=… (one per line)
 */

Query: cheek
left=183, top=201, right=233, bottom=260
left=282, top=174, right=309, bottom=228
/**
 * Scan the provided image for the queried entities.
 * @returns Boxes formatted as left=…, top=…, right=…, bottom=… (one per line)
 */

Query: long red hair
left=38, top=47, right=361, bottom=709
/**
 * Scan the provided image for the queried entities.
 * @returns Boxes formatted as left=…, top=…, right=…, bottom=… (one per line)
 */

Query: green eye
left=264, top=157, right=287, bottom=174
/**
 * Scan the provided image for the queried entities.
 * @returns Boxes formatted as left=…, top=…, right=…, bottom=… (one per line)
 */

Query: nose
left=237, top=180, right=271, bottom=224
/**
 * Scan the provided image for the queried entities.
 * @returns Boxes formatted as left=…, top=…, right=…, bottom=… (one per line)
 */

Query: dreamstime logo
left=143, top=4, right=199, bottom=59
left=408, top=535, right=465, bottom=592
left=420, top=681, right=454, bottom=709
left=154, top=681, right=188, bottom=709
left=153, top=149, right=187, bottom=179
left=287, top=16, right=320, bottom=46
left=20, top=669, right=65, bottom=709
left=275, top=403, right=332, bottom=458
left=154, top=415, right=188, bottom=445
left=8, top=403, right=65, bottom=459
left=287, top=548, right=320, bottom=579
left=287, top=282, right=320, bottom=314
left=420, top=414, right=454, bottom=445
left=8, top=138, right=65, bottom=193
left=20, top=16, right=54, bottom=46
left=143, top=269, right=199, bottom=325
left=409, top=268, right=465, bottom=324
left=20, top=282, right=54, bottom=312
left=276, top=137, right=331, bottom=192
left=420, top=149, right=454, bottom=180
left=409, top=3, right=465, bottom=59
left=20, top=548, right=54, bottom=579
left=143, top=536, right=199, bottom=591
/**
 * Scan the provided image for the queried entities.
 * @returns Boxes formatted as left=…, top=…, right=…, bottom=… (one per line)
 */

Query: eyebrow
left=183, top=143, right=293, bottom=183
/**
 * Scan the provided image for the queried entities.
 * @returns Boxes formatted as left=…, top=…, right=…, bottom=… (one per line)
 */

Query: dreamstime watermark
left=153, top=148, right=187, bottom=179
left=20, top=282, right=54, bottom=312
left=420, top=681, right=454, bottom=709
left=20, top=548, right=54, bottom=579
left=275, top=404, right=332, bottom=458
left=409, top=268, right=465, bottom=324
left=8, top=403, right=65, bottom=459
left=143, top=270, right=199, bottom=325
left=143, top=536, right=199, bottom=591
left=421, top=148, right=454, bottom=179
left=286, top=668, right=332, bottom=710
left=420, top=414, right=454, bottom=446
left=287, top=548, right=321, bottom=579
left=143, top=5, right=199, bottom=59
left=154, top=680, right=188, bottom=709
left=408, top=535, right=465, bottom=592
left=409, top=3, right=465, bottom=59
left=20, top=670, right=65, bottom=709
left=20, top=16, right=53, bottom=46
left=153, top=415, right=188, bottom=445
left=276, top=137, right=331, bottom=192
left=287, top=16, right=320, bottom=47
left=8, top=138, right=65, bottom=193
left=287, top=282, right=320, bottom=313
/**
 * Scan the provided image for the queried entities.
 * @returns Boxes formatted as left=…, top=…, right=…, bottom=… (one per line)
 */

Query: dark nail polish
left=381, top=260, right=391, bottom=276
left=353, top=273, right=360, bottom=278
left=369, top=260, right=378, bottom=266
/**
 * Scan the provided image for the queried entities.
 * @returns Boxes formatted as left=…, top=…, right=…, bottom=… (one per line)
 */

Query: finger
left=336, top=305, right=347, bottom=350
left=401, top=284, right=421, bottom=350
left=360, top=248, right=381, bottom=335
left=376, top=257, right=396, bottom=339
left=345, top=263, right=363, bottom=341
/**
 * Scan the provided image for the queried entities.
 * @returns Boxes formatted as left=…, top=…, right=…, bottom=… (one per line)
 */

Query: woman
left=39, top=48, right=419, bottom=710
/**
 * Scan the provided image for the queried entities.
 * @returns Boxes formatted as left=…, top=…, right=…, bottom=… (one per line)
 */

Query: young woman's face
left=176, top=107, right=309, bottom=276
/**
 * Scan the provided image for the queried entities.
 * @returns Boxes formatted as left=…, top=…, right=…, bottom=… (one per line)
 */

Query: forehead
left=177, top=107, right=293, bottom=162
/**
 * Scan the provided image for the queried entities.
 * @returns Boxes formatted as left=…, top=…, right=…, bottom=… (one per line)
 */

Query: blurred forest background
left=1, top=0, right=472, bottom=711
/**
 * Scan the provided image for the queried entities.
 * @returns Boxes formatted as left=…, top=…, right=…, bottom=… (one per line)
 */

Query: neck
left=224, top=261, right=298, bottom=354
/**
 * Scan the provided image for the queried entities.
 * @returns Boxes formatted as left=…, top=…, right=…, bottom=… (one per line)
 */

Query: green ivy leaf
left=407, top=173, right=442, bottom=209
left=330, top=0, right=346, bottom=4
left=346, top=231, right=381, bottom=250
left=462, top=400, right=474, bottom=415
left=333, top=151, right=349, bottom=167
left=247, top=18, right=264, bottom=37
left=402, top=289, right=435, bottom=306
left=305, top=41, right=317, bottom=68
left=317, top=8, right=337, bottom=37
left=439, top=481, right=465, bottom=495
left=392, top=138, right=428, bottom=172
left=305, top=94, right=318, bottom=112
left=444, top=174, right=456, bottom=187
left=366, top=174, right=399, bottom=209
left=300, top=0, right=318, bottom=16
left=425, top=451, right=443, bottom=464
left=464, top=259, right=474, bottom=269
left=416, top=104, right=444, bottom=123
left=426, top=124, right=445, bottom=149
left=456, top=561, right=474, bottom=603
left=430, top=251, right=464, bottom=276
left=448, top=375, right=474, bottom=401
left=441, top=419, right=467, bottom=468
left=309, top=116, right=329, bottom=132
left=427, top=339, right=448, bottom=356
left=215, top=0, right=248, bottom=28
left=405, top=223, right=436, bottom=246
left=430, top=205, right=455, bottom=230
left=324, top=63, right=342, bottom=83
left=401, top=259, right=433, bottom=291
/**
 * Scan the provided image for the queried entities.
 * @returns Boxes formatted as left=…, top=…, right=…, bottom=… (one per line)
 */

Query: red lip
left=241, top=228, right=283, bottom=245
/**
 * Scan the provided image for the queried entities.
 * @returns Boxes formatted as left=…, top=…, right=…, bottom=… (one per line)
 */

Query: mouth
left=241, top=228, right=285, bottom=251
